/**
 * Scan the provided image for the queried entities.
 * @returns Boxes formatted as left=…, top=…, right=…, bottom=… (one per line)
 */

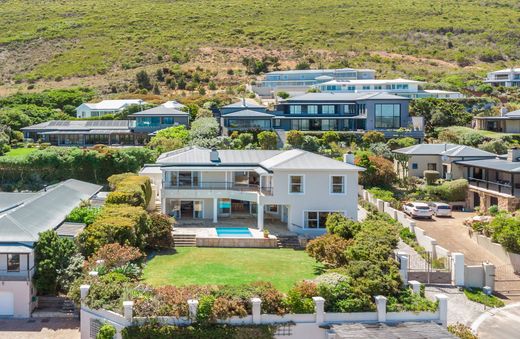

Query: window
left=412, top=163, right=418, bottom=170
left=162, top=117, right=174, bottom=125
left=228, top=119, right=270, bottom=129
left=274, top=119, right=281, bottom=128
left=267, top=205, right=278, bottom=213
left=7, top=254, right=20, bottom=272
left=374, top=85, right=383, bottom=90
left=307, top=105, right=318, bottom=114
left=321, top=119, right=338, bottom=131
left=330, top=176, right=345, bottom=194
left=347, top=86, right=355, bottom=91
left=427, top=163, right=437, bottom=171
left=322, top=105, right=335, bottom=114
left=344, top=104, right=355, bottom=114
left=304, top=211, right=340, bottom=228
left=375, top=104, right=401, bottom=129
left=290, top=105, right=302, bottom=114
left=289, top=175, right=304, bottom=194
left=362, top=85, right=370, bottom=90
left=291, top=120, right=309, bottom=130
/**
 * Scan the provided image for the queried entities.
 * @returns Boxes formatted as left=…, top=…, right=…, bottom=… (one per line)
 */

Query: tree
left=196, top=108, right=214, bottom=118
left=276, top=91, right=290, bottom=99
left=148, top=213, right=175, bottom=249
left=362, top=131, right=385, bottom=144
left=136, top=70, right=152, bottom=90
left=321, top=131, right=340, bottom=144
left=369, top=142, right=392, bottom=159
left=237, top=132, right=254, bottom=147
left=34, top=230, right=78, bottom=295
left=386, top=137, right=417, bottom=150
left=152, top=83, right=161, bottom=95
left=286, top=130, right=305, bottom=148
left=301, top=135, right=320, bottom=152
left=479, top=139, right=508, bottom=155
left=355, top=154, right=396, bottom=188
left=190, top=117, right=219, bottom=141
left=257, top=131, right=278, bottom=150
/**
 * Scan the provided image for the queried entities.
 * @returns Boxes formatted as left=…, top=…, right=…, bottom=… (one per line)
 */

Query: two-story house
left=219, top=99, right=273, bottom=134
left=76, top=99, right=145, bottom=118
left=0, top=180, right=101, bottom=317
left=484, top=68, right=520, bottom=87
left=139, top=147, right=363, bottom=237
left=251, top=68, right=376, bottom=97
left=130, top=102, right=190, bottom=134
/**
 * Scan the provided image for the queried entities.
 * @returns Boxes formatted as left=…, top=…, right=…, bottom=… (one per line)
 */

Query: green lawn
left=142, top=247, right=320, bottom=292
left=1, top=148, right=36, bottom=158
left=442, top=126, right=517, bottom=139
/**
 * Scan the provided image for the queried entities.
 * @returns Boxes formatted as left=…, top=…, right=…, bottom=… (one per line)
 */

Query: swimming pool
left=216, top=227, right=252, bottom=238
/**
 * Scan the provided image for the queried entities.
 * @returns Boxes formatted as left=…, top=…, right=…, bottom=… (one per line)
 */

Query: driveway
left=0, top=318, right=79, bottom=339
left=472, top=302, right=520, bottom=339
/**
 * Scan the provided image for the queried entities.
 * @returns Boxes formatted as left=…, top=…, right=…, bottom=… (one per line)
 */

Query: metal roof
left=319, top=78, right=424, bottom=86
left=330, top=322, right=455, bottom=339
left=79, top=99, right=144, bottom=110
left=266, top=68, right=375, bottom=75
left=130, top=105, right=189, bottom=117
left=222, top=110, right=274, bottom=118
left=56, top=222, right=86, bottom=238
left=0, top=243, right=33, bottom=254
left=0, top=193, right=38, bottom=213
left=22, top=120, right=132, bottom=132
left=454, top=158, right=520, bottom=173
left=222, top=100, right=266, bottom=109
left=393, top=144, right=459, bottom=156
left=0, top=179, right=102, bottom=243
left=440, top=145, right=496, bottom=158
left=282, top=92, right=409, bottom=102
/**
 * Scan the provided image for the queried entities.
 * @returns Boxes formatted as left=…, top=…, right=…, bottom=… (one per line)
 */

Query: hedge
left=106, top=174, right=152, bottom=208
left=122, top=323, right=275, bottom=339
left=424, top=179, right=468, bottom=202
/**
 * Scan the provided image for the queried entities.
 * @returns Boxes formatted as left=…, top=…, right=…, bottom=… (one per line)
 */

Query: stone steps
left=173, top=234, right=196, bottom=247
left=277, top=236, right=303, bottom=249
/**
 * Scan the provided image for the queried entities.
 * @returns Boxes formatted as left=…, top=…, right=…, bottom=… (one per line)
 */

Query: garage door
left=0, top=291, right=14, bottom=316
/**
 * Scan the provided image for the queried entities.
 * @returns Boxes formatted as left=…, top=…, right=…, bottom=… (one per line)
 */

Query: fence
left=79, top=284, right=448, bottom=339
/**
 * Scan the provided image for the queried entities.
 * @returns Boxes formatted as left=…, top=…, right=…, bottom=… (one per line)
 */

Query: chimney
left=507, top=147, right=520, bottom=162
left=500, top=107, right=508, bottom=117
left=343, top=151, right=355, bottom=165
left=210, top=148, right=220, bottom=163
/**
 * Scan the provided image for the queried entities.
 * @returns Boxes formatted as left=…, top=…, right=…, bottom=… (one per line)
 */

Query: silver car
left=403, top=202, right=433, bottom=219
left=429, top=202, right=452, bottom=217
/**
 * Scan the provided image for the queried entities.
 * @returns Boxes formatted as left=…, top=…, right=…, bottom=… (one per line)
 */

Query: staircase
left=173, top=234, right=196, bottom=247
left=276, top=235, right=303, bottom=250
left=33, top=296, right=77, bottom=318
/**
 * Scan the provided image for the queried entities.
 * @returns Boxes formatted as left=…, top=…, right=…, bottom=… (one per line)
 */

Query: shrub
left=362, top=131, right=385, bottom=144
left=463, top=288, right=505, bottom=308
left=423, top=170, right=440, bottom=185
left=284, top=281, right=317, bottom=313
left=306, top=234, right=352, bottom=268
left=489, top=214, right=520, bottom=253
left=325, top=213, right=361, bottom=239
left=355, top=154, right=396, bottom=188
left=86, top=243, right=144, bottom=271
left=147, top=213, right=174, bottom=250
left=321, top=131, right=340, bottom=144
left=426, top=179, right=468, bottom=201
left=122, top=323, right=275, bottom=339
left=257, top=131, right=277, bottom=150
left=448, top=323, right=478, bottom=339
left=386, top=288, right=438, bottom=312
left=84, top=273, right=136, bottom=312
left=301, top=135, right=320, bottom=152
left=97, top=323, right=116, bottom=339
left=106, top=174, right=152, bottom=208
left=367, top=187, right=397, bottom=204
left=286, top=130, right=304, bottom=148
left=66, top=206, right=100, bottom=225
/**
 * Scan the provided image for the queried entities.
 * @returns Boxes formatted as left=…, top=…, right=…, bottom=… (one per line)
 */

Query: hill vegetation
left=1, top=0, right=520, bottom=92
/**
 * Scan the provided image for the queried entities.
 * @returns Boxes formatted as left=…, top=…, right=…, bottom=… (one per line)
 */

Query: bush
left=286, top=130, right=304, bottom=148
left=84, top=273, right=136, bottom=312
left=66, top=206, right=100, bottom=225
left=362, top=131, right=385, bottom=144
left=321, top=131, right=340, bottom=144
left=86, top=243, right=144, bottom=271
left=426, top=179, right=468, bottom=201
left=97, top=323, right=116, bottom=339
left=301, top=135, right=320, bottom=152
left=325, top=213, right=361, bottom=239
left=147, top=213, right=174, bottom=250
left=423, top=170, right=440, bottom=185
left=489, top=214, right=520, bottom=253
left=122, top=323, right=275, bottom=339
left=355, top=154, right=396, bottom=188
left=257, top=131, right=277, bottom=150
left=306, top=234, right=352, bottom=268
left=106, top=174, right=152, bottom=208
left=448, top=323, right=478, bottom=339
left=284, top=281, right=317, bottom=313
left=463, top=288, right=505, bottom=308
left=367, top=187, right=397, bottom=204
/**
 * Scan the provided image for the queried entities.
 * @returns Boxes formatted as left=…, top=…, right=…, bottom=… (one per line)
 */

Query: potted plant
left=263, top=229, right=270, bottom=238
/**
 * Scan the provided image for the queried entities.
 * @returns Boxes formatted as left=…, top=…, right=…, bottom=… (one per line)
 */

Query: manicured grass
left=142, top=247, right=320, bottom=292
left=442, top=126, right=516, bottom=139
left=464, top=288, right=505, bottom=308
left=1, top=148, right=36, bottom=158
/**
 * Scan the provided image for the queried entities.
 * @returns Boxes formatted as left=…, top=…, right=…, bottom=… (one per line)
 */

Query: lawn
left=442, top=126, right=516, bottom=139
left=142, top=247, right=320, bottom=292
left=1, top=148, right=36, bottom=158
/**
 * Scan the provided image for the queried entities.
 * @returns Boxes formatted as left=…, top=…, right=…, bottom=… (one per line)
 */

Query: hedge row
left=107, top=173, right=152, bottom=208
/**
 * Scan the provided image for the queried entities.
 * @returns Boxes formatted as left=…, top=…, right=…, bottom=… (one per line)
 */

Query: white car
left=429, top=202, right=452, bottom=217
left=403, top=202, right=433, bottom=219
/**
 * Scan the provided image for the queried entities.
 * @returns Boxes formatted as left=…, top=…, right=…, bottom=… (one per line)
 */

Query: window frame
left=288, top=174, right=305, bottom=195
left=303, top=211, right=346, bottom=229
left=329, top=175, right=346, bottom=195
left=290, top=105, right=302, bottom=114
left=7, top=254, right=20, bottom=272
left=307, top=105, right=318, bottom=114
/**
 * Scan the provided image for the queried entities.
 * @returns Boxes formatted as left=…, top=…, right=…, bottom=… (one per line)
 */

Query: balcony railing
left=164, top=181, right=273, bottom=195
left=469, top=177, right=514, bottom=196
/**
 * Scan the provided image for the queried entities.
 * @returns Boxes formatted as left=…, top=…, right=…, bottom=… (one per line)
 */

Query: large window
left=167, top=171, right=200, bottom=187
left=307, top=105, right=318, bottom=114
left=7, top=254, right=20, bottom=272
left=322, top=105, right=335, bottom=114
left=330, top=176, right=345, bottom=194
left=137, top=117, right=161, bottom=127
left=291, top=120, right=309, bottom=130
left=304, top=211, right=342, bottom=228
left=228, top=119, right=270, bottom=129
left=375, top=104, right=401, bottom=129
left=321, top=119, right=338, bottom=131
left=162, top=117, right=174, bottom=125
left=289, top=175, right=304, bottom=194
left=290, top=105, right=302, bottom=114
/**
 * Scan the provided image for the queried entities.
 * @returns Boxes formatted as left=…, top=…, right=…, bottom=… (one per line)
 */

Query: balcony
left=164, top=181, right=273, bottom=195
left=468, top=177, right=517, bottom=196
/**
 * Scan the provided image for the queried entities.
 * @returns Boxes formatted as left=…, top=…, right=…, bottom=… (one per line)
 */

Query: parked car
left=403, top=202, right=433, bottom=219
left=429, top=202, right=452, bottom=217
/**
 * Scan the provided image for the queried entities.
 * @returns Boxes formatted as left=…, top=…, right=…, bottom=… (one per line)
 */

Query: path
left=395, top=239, right=428, bottom=270
left=0, top=318, right=79, bottom=339
left=472, top=302, right=520, bottom=339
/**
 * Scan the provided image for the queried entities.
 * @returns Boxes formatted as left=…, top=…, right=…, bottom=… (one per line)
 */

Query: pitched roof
left=267, top=68, right=375, bottom=75
left=130, top=105, right=189, bottom=117
left=80, top=99, right=144, bottom=110
left=331, top=322, right=455, bottom=339
left=454, top=158, right=520, bottom=173
left=282, top=92, right=408, bottom=102
left=161, top=100, right=186, bottom=109
left=222, top=100, right=266, bottom=109
left=222, top=109, right=274, bottom=118
left=440, top=145, right=496, bottom=158
left=21, top=120, right=132, bottom=132
left=319, top=78, right=424, bottom=86
left=155, top=147, right=363, bottom=171
left=0, top=179, right=102, bottom=243
left=0, top=193, right=38, bottom=213
left=393, top=143, right=459, bottom=155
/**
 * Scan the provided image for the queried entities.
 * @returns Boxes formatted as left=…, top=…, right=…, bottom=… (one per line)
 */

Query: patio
left=174, top=216, right=297, bottom=236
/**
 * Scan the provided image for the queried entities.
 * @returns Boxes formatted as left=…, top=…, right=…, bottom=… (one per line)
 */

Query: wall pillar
left=483, top=263, right=495, bottom=291
left=436, top=294, right=448, bottom=327
left=123, top=301, right=134, bottom=323
left=80, top=285, right=90, bottom=303
left=374, top=296, right=387, bottom=322
left=251, top=298, right=262, bottom=324
left=312, top=297, right=325, bottom=324
left=451, top=252, right=465, bottom=286
left=188, top=299, right=199, bottom=322
left=409, top=280, right=421, bottom=294
left=213, top=198, right=218, bottom=223
left=397, top=252, right=409, bottom=286
left=257, top=203, right=264, bottom=231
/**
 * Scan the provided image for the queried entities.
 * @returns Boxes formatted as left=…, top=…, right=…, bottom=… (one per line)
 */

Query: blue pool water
left=216, top=227, right=252, bottom=238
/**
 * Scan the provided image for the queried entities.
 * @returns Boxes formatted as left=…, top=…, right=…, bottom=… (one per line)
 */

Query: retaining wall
left=467, top=227, right=520, bottom=272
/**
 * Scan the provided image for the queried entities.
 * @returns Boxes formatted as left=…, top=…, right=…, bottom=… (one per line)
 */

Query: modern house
left=22, top=102, right=189, bottom=146
left=0, top=179, right=102, bottom=317
left=139, top=147, right=363, bottom=237
left=76, top=99, right=145, bottom=118
left=219, top=100, right=272, bottom=134
left=392, top=143, right=496, bottom=179
left=484, top=68, right=520, bottom=87
left=473, top=108, right=520, bottom=134
left=251, top=68, right=376, bottom=97
left=314, top=79, right=464, bottom=99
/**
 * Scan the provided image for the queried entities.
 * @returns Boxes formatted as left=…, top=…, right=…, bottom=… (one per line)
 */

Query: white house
left=76, top=99, right=145, bottom=118
left=140, top=147, right=363, bottom=237
left=0, top=180, right=101, bottom=317
left=484, top=68, right=520, bottom=87
left=314, top=79, right=464, bottom=99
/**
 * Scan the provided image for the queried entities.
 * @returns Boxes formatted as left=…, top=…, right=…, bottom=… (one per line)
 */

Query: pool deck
left=173, top=227, right=266, bottom=238
left=174, top=216, right=296, bottom=236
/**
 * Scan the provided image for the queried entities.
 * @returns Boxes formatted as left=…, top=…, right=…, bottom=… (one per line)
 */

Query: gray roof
left=283, top=92, right=409, bottom=102
left=21, top=120, right=131, bottom=132
left=267, top=68, right=375, bottom=75
left=394, top=143, right=497, bottom=158
left=155, top=146, right=363, bottom=171
left=222, top=110, right=274, bottom=118
left=0, top=193, right=38, bottom=213
left=475, top=109, right=520, bottom=120
left=455, top=158, right=520, bottom=173
left=56, top=222, right=86, bottom=238
left=440, top=145, right=496, bottom=158
left=0, top=243, right=33, bottom=254
left=0, top=179, right=102, bottom=243
left=222, top=100, right=266, bottom=109
left=130, top=105, right=188, bottom=117
left=331, top=322, right=454, bottom=339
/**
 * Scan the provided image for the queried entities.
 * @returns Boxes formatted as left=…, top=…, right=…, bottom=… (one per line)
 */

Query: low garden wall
left=79, top=284, right=447, bottom=339
left=466, top=227, right=520, bottom=272
left=196, top=237, right=278, bottom=248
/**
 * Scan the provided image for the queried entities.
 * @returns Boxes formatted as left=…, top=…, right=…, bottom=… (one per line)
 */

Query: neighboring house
left=76, top=100, right=145, bottom=118
left=484, top=68, right=520, bottom=87
left=314, top=79, right=464, bottom=99
left=130, top=102, right=190, bottom=134
left=0, top=180, right=102, bottom=317
left=392, top=143, right=496, bottom=179
left=473, top=108, right=520, bottom=134
left=219, top=100, right=271, bottom=134
left=455, top=148, right=520, bottom=212
left=140, top=147, right=363, bottom=237
left=251, top=68, right=375, bottom=97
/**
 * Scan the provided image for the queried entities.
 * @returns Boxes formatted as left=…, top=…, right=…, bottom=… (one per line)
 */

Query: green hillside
left=1, top=0, right=520, bottom=84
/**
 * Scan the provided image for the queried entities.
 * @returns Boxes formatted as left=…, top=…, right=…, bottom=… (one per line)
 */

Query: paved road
left=0, top=318, right=79, bottom=339
left=472, top=303, right=520, bottom=339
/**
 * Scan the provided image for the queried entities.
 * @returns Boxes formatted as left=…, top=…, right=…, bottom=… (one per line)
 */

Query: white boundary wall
left=79, top=285, right=447, bottom=339
left=466, top=226, right=520, bottom=272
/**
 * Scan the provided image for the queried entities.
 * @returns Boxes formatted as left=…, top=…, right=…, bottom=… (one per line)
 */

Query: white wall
left=0, top=281, right=34, bottom=317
